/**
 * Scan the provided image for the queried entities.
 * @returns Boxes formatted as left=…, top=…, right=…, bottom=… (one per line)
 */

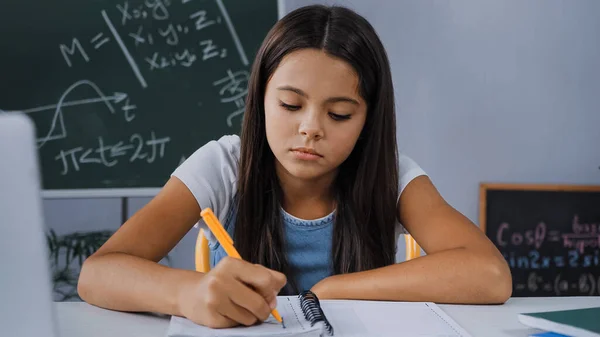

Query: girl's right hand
left=177, top=256, right=287, bottom=328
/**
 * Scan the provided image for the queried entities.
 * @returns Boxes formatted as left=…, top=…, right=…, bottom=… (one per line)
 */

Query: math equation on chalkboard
left=480, top=184, right=600, bottom=297
left=0, top=0, right=278, bottom=191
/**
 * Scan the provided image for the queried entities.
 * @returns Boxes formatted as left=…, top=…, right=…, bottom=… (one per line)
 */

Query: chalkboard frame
left=478, top=183, right=600, bottom=232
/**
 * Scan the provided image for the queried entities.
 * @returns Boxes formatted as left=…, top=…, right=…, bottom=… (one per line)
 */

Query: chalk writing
left=189, top=10, right=221, bottom=31
left=213, top=69, right=249, bottom=127
left=102, top=10, right=148, bottom=88
left=158, top=23, right=180, bottom=45
left=215, top=0, right=248, bottom=65
left=59, top=38, right=90, bottom=67
left=491, top=204, right=600, bottom=297
left=90, top=33, right=110, bottom=50
left=2, top=0, right=277, bottom=192
left=503, top=249, right=600, bottom=269
left=515, top=271, right=600, bottom=296
left=53, top=0, right=253, bottom=129
left=59, top=20, right=147, bottom=88
left=572, top=215, right=600, bottom=234
left=0, top=80, right=132, bottom=148
left=145, top=49, right=198, bottom=70
left=199, top=39, right=227, bottom=60
left=117, top=2, right=133, bottom=25
left=121, top=99, right=137, bottom=122
left=129, top=26, right=154, bottom=46
left=146, top=0, right=171, bottom=20
left=117, top=0, right=171, bottom=25
left=176, top=24, right=190, bottom=34
left=563, top=215, right=600, bottom=253
left=496, top=215, right=600, bottom=254
left=563, top=234, right=600, bottom=254
left=497, top=221, right=546, bottom=249
left=54, top=131, right=171, bottom=175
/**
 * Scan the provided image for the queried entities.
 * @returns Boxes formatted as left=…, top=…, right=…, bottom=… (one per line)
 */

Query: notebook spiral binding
left=298, top=290, right=334, bottom=336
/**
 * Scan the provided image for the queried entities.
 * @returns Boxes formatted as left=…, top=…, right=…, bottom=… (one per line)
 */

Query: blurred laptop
left=0, top=113, right=59, bottom=336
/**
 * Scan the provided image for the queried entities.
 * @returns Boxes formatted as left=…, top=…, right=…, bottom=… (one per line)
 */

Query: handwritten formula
left=0, top=0, right=276, bottom=190
left=498, top=216, right=600, bottom=266
left=481, top=185, right=600, bottom=297
left=496, top=215, right=600, bottom=296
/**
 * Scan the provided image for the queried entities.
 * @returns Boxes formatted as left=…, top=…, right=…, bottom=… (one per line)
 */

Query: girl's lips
left=291, top=149, right=322, bottom=161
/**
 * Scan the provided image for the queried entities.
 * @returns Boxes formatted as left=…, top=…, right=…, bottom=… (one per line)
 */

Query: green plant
left=46, top=228, right=172, bottom=301
left=46, top=229, right=113, bottom=301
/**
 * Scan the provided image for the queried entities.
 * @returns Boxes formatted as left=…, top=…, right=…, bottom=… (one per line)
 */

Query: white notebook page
left=320, top=300, right=471, bottom=337
left=166, top=297, right=471, bottom=337
left=166, top=296, right=323, bottom=337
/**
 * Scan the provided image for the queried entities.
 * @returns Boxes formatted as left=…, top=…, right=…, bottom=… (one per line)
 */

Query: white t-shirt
left=171, top=135, right=427, bottom=243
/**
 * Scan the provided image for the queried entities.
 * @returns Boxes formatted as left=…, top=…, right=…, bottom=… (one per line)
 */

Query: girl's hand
left=177, top=257, right=287, bottom=328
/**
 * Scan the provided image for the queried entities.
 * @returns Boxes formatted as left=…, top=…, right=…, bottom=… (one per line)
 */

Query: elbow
left=484, top=257, right=513, bottom=304
left=77, top=255, right=98, bottom=303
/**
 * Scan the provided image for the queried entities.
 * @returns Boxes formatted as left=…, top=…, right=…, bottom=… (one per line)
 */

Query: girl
left=78, top=4, right=512, bottom=329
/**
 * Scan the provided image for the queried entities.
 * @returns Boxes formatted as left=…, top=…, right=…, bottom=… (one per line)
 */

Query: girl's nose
left=298, top=113, right=324, bottom=140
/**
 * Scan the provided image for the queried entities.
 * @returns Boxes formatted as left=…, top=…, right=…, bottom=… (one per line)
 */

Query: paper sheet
left=321, top=300, right=471, bottom=337
left=166, top=297, right=471, bottom=337
left=166, top=296, right=323, bottom=337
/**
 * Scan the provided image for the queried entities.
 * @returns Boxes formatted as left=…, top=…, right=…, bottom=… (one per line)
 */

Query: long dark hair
left=234, top=5, right=399, bottom=294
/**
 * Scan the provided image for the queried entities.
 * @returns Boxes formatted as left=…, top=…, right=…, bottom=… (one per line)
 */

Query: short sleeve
left=395, top=153, right=427, bottom=236
left=171, top=134, right=240, bottom=242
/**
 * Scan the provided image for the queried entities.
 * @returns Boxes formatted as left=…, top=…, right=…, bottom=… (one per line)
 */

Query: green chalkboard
left=0, top=0, right=278, bottom=196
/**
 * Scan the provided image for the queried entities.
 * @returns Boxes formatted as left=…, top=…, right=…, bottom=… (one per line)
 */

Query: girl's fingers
left=218, top=296, right=261, bottom=326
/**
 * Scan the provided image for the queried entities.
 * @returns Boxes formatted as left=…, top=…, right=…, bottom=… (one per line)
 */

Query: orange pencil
left=200, top=208, right=284, bottom=325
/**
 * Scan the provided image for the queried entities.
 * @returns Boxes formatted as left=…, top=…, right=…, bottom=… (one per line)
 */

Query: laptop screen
left=0, top=113, right=59, bottom=337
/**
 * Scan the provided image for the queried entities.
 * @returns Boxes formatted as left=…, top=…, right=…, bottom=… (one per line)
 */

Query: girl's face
left=264, top=48, right=367, bottom=182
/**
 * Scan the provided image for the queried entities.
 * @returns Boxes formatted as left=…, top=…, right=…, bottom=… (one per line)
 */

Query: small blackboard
left=480, top=183, right=600, bottom=297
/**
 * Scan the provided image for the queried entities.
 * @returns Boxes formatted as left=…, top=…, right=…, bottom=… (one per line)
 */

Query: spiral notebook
left=166, top=291, right=471, bottom=337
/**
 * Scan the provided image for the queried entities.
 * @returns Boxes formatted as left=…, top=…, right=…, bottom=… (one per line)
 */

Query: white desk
left=437, top=297, right=599, bottom=336
left=55, top=297, right=600, bottom=337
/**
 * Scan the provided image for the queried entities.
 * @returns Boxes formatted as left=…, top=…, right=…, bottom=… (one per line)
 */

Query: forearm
left=319, top=247, right=512, bottom=304
left=78, top=252, right=200, bottom=315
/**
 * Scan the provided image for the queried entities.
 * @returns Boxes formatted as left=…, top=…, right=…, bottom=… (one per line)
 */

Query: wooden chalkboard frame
left=479, top=183, right=600, bottom=232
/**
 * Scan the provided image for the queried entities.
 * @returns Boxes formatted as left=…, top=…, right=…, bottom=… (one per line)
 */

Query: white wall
left=43, top=0, right=600, bottom=270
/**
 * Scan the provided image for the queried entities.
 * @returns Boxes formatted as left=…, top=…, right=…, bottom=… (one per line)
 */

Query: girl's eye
left=279, top=101, right=301, bottom=111
left=329, top=112, right=351, bottom=121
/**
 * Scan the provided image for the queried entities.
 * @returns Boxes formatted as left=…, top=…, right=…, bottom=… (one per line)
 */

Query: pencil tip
left=282, top=317, right=286, bottom=329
